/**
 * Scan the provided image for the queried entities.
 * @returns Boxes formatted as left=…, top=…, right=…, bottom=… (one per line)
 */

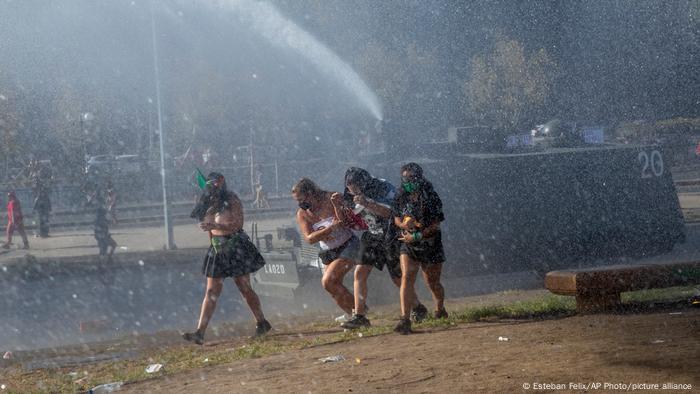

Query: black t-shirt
left=393, top=186, right=445, bottom=227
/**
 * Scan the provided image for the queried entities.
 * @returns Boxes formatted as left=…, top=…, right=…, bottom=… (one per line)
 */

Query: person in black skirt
left=392, top=162, right=448, bottom=334
left=183, top=172, right=271, bottom=344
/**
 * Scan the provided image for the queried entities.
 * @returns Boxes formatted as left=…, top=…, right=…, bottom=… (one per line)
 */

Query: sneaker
left=410, top=303, right=428, bottom=323
left=340, top=314, right=371, bottom=330
left=334, top=313, right=351, bottom=323
left=252, top=319, right=272, bottom=338
left=393, top=318, right=412, bottom=335
left=183, top=330, right=204, bottom=345
left=434, top=308, right=449, bottom=320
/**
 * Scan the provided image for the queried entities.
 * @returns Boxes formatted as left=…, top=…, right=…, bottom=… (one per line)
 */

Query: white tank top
left=312, top=216, right=352, bottom=250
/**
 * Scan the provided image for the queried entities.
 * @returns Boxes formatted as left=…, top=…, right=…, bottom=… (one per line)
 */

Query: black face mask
left=298, top=201, right=312, bottom=210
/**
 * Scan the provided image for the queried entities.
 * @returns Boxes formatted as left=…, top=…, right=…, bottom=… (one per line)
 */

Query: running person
left=184, top=172, right=271, bottom=344
left=340, top=167, right=427, bottom=329
left=292, top=178, right=360, bottom=318
left=392, top=163, right=448, bottom=334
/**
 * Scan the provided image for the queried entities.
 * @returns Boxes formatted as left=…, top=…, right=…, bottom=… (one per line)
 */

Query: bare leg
left=421, top=262, right=445, bottom=312
left=233, top=274, right=265, bottom=322
left=399, top=254, right=420, bottom=319
left=196, top=277, right=225, bottom=333
left=390, top=275, right=419, bottom=310
left=321, top=258, right=355, bottom=314
left=353, top=264, right=372, bottom=315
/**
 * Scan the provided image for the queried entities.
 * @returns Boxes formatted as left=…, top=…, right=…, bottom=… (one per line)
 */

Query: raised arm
left=296, top=209, right=340, bottom=245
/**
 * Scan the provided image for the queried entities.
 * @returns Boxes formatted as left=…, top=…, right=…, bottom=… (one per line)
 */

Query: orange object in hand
left=402, top=216, right=421, bottom=231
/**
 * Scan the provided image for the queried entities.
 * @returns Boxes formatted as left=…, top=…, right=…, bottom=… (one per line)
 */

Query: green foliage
left=463, top=35, right=556, bottom=135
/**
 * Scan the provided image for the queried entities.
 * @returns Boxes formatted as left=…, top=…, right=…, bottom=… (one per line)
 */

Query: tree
left=463, top=35, right=556, bottom=135
left=0, top=81, right=24, bottom=180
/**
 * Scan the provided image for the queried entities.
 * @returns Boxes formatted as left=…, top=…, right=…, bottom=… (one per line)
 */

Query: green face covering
left=402, top=181, right=418, bottom=193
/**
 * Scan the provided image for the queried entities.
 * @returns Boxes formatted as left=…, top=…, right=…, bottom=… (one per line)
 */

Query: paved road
left=2, top=213, right=700, bottom=352
left=0, top=215, right=303, bottom=351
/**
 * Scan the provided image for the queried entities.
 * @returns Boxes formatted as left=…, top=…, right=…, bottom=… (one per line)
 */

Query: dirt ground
left=120, top=309, right=699, bottom=394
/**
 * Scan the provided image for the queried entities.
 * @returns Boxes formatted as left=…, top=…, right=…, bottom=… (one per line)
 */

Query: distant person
left=184, top=172, right=271, bottom=345
left=252, top=165, right=270, bottom=209
left=392, top=162, right=447, bottom=334
left=33, top=181, right=51, bottom=238
left=3, top=192, right=29, bottom=250
left=340, top=167, right=427, bottom=330
left=291, top=178, right=360, bottom=319
left=94, top=203, right=117, bottom=258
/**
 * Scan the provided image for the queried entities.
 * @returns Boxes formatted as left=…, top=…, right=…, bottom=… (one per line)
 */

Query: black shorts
left=202, top=232, right=266, bottom=278
left=400, top=231, right=445, bottom=265
left=359, top=232, right=402, bottom=279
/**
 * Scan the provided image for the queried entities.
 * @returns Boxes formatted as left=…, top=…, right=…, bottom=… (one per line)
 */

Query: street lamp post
left=150, top=0, right=175, bottom=249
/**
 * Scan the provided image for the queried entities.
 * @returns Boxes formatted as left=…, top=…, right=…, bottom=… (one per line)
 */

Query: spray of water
left=212, top=0, right=383, bottom=121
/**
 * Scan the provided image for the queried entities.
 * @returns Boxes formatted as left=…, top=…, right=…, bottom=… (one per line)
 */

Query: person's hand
left=398, top=230, right=415, bottom=243
left=329, top=216, right=343, bottom=229
left=199, top=222, right=216, bottom=231
left=398, top=216, right=416, bottom=231
left=330, top=192, right=343, bottom=206
left=353, top=194, right=368, bottom=206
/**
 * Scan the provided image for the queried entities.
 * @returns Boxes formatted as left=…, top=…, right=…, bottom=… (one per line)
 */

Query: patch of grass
left=622, top=285, right=697, bottom=303
left=413, top=295, right=576, bottom=330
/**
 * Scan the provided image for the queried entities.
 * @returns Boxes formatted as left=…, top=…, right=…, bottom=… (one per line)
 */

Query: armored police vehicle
left=251, top=126, right=686, bottom=298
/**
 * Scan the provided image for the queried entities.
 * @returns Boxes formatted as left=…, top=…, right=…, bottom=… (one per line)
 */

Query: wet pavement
left=1, top=206, right=699, bottom=352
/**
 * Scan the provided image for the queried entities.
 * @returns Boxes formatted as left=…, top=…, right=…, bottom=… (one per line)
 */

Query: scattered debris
left=79, top=319, right=110, bottom=333
left=203, top=358, right=209, bottom=363
left=88, top=381, right=123, bottom=393
left=668, top=312, right=682, bottom=315
left=355, top=358, right=361, bottom=364
left=498, top=336, right=510, bottom=342
left=318, top=355, right=345, bottom=363
left=138, top=260, right=145, bottom=266
left=651, top=339, right=665, bottom=344
left=119, top=246, right=128, bottom=250
left=2, top=352, right=12, bottom=360
left=68, top=372, right=79, bottom=378
left=1, top=384, right=5, bottom=390
left=145, top=363, right=163, bottom=373
left=357, top=333, right=363, bottom=338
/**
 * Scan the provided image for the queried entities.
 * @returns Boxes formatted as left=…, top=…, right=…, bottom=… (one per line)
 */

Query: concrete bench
left=545, top=261, right=700, bottom=313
